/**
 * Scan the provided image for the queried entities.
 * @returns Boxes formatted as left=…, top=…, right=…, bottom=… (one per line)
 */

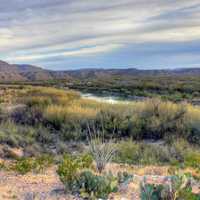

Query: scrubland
left=0, top=85, right=199, bottom=199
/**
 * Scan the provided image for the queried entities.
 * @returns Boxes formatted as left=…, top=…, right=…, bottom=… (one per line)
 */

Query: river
left=80, top=93, right=136, bottom=104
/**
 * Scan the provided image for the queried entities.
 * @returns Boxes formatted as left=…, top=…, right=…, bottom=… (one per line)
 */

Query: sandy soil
left=0, top=164, right=199, bottom=200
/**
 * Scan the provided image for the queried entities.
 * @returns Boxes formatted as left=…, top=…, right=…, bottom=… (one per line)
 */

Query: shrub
left=117, top=171, right=133, bottom=185
left=87, top=123, right=116, bottom=173
left=0, top=121, right=36, bottom=147
left=161, top=173, right=200, bottom=200
left=35, top=126, right=54, bottom=145
left=57, top=154, right=93, bottom=191
left=115, top=140, right=171, bottom=165
left=131, top=99, right=187, bottom=140
left=141, top=176, right=165, bottom=200
left=57, top=154, right=81, bottom=190
left=80, top=154, right=93, bottom=168
left=74, top=171, right=118, bottom=199
left=184, top=152, right=200, bottom=170
left=141, top=173, right=200, bottom=200
left=23, top=96, right=52, bottom=108
left=12, top=155, right=54, bottom=174
left=13, top=158, right=37, bottom=174
left=11, top=107, right=44, bottom=126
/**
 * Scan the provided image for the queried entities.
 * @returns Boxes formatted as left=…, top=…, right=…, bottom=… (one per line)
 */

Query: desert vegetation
left=0, top=85, right=199, bottom=199
left=68, top=74, right=200, bottom=103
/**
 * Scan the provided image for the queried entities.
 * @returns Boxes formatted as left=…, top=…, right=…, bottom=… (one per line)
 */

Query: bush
left=57, top=154, right=93, bottom=191
left=11, top=107, right=44, bottom=126
left=74, top=171, right=118, bottom=199
left=141, top=182, right=164, bottom=200
left=12, top=155, right=54, bottom=174
left=130, top=99, right=187, bottom=140
left=57, top=156, right=134, bottom=199
left=0, top=121, right=36, bottom=147
left=141, top=173, right=200, bottom=200
left=115, top=140, right=171, bottom=165
left=13, top=158, right=35, bottom=174
left=87, top=123, right=116, bottom=173
left=184, top=152, right=200, bottom=170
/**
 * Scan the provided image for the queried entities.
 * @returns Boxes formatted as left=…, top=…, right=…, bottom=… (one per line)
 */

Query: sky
left=0, top=0, right=200, bottom=70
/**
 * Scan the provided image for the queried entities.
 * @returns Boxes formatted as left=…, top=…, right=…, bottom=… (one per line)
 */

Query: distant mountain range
left=0, top=60, right=199, bottom=82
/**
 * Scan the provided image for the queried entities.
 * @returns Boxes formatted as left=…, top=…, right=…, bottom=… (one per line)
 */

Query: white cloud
left=0, top=0, right=200, bottom=66
left=6, top=44, right=122, bottom=62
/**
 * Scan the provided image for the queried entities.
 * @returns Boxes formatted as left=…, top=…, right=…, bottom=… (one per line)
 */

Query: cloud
left=0, top=0, right=200, bottom=69
left=7, top=44, right=122, bottom=62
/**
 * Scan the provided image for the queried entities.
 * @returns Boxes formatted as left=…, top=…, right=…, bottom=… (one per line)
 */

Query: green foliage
left=115, top=140, right=171, bottom=165
left=141, top=173, right=200, bottom=200
left=141, top=180, right=164, bottom=200
left=184, top=152, right=200, bottom=170
left=57, top=154, right=93, bottom=191
left=0, top=121, right=36, bottom=147
left=0, top=86, right=200, bottom=169
left=80, top=154, right=93, bottom=168
left=69, top=74, right=200, bottom=102
left=12, top=155, right=54, bottom=174
left=13, top=158, right=36, bottom=174
left=87, top=123, right=116, bottom=173
left=117, top=171, right=133, bottom=185
left=115, top=140, right=200, bottom=168
left=162, top=173, right=200, bottom=200
left=57, top=154, right=134, bottom=199
left=74, top=171, right=118, bottom=200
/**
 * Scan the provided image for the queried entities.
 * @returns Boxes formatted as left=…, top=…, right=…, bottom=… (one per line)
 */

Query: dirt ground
left=0, top=164, right=199, bottom=200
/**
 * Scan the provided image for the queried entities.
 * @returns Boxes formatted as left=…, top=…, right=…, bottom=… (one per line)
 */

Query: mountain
left=0, top=60, right=200, bottom=82
left=16, top=64, right=54, bottom=81
left=0, top=61, right=26, bottom=81
left=0, top=61, right=70, bottom=81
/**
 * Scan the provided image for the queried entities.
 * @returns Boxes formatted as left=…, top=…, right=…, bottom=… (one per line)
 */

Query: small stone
left=3, top=146, right=24, bottom=159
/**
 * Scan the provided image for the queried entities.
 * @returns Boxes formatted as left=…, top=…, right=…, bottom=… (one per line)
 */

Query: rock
left=0, top=145, right=5, bottom=158
left=3, top=146, right=24, bottom=159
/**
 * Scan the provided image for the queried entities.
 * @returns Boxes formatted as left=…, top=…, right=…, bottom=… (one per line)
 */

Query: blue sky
left=0, top=0, right=200, bottom=70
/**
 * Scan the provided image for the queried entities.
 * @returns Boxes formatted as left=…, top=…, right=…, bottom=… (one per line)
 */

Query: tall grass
left=4, top=86, right=200, bottom=144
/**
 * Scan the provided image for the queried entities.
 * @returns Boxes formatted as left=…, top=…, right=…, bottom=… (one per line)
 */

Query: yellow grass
left=2, top=86, right=200, bottom=131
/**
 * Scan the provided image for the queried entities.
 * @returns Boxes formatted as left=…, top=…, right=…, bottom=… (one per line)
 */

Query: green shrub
left=33, top=154, right=54, bottom=172
left=141, top=173, right=200, bottom=200
left=115, top=140, right=171, bottom=165
left=80, top=154, right=93, bottom=168
left=12, top=155, right=54, bottom=174
left=74, top=171, right=118, bottom=199
left=117, top=171, right=133, bottom=185
left=115, top=139, right=200, bottom=167
left=163, top=173, right=200, bottom=200
left=57, top=154, right=93, bottom=191
left=184, top=152, right=200, bottom=170
left=141, top=177, right=164, bottom=200
left=0, top=121, right=36, bottom=147
left=13, top=158, right=36, bottom=174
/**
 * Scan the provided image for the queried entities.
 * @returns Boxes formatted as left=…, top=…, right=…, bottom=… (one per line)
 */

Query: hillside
left=0, top=61, right=26, bottom=81
left=0, top=60, right=200, bottom=82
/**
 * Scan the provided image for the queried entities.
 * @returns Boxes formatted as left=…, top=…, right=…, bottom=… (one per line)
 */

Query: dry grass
left=1, top=86, right=200, bottom=125
left=1, top=85, right=200, bottom=140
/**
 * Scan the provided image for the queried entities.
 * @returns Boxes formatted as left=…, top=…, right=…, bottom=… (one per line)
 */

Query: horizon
left=16, top=63, right=200, bottom=71
left=0, top=0, right=200, bottom=70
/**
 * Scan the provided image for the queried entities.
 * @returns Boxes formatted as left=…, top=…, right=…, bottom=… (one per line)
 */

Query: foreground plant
left=87, top=122, right=116, bottom=173
left=140, top=172, right=200, bottom=200
left=57, top=154, right=93, bottom=191
left=74, top=171, right=118, bottom=199
left=10, top=155, right=54, bottom=174
left=140, top=177, right=164, bottom=200
left=162, top=172, right=200, bottom=200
